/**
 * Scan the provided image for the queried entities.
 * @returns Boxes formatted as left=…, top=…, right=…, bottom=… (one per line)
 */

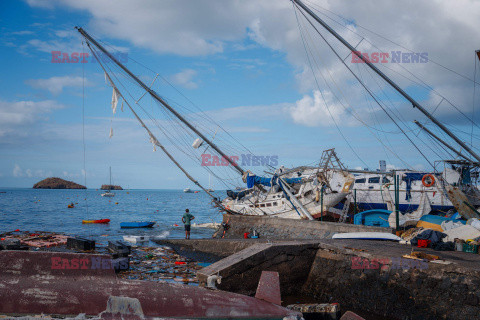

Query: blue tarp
left=246, top=175, right=302, bottom=188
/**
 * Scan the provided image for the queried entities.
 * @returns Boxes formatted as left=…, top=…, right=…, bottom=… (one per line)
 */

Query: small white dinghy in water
left=123, top=235, right=149, bottom=244
left=332, top=232, right=401, bottom=241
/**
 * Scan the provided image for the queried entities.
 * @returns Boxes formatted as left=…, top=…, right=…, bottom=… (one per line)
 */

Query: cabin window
left=273, top=202, right=278, bottom=206
left=249, top=205, right=253, bottom=208
left=304, top=190, right=313, bottom=197
left=382, top=177, right=390, bottom=183
left=266, top=203, right=272, bottom=207
left=368, top=177, right=380, bottom=184
left=260, top=204, right=265, bottom=208
left=355, top=178, right=366, bottom=184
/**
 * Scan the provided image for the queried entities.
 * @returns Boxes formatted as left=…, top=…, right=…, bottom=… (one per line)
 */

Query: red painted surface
left=255, top=271, right=282, bottom=306
left=0, top=251, right=300, bottom=319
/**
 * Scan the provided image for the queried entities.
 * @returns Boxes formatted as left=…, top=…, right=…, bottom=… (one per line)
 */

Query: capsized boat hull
left=354, top=209, right=392, bottom=228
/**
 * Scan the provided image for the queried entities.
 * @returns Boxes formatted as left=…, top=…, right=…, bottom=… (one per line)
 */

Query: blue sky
left=1, top=0, right=479, bottom=189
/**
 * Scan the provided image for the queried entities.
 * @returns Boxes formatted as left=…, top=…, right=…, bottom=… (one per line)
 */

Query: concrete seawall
left=198, top=241, right=320, bottom=296
left=216, top=214, right=394, bottom=239
left=161, top=238, right=480, bottom=320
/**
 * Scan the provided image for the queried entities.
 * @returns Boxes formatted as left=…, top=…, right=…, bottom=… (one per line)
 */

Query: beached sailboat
left=76, top=27, right=349, bottom=220
left=287, top=0, right=480, bottom=221
left=76, top=0, right=480, bottom=222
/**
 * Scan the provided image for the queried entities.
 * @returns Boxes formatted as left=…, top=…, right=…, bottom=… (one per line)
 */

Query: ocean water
left=0, top=188, right=223, bottom=241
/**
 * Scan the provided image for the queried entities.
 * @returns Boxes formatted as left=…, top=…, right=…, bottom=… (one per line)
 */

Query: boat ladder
left=338, top=194, right=352, bottom=223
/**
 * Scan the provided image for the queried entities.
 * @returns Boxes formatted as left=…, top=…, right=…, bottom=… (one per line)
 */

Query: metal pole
left=353, top=189, right=357, bottom=216
left=414, top=120, right=475, bottom=163
left=76, top=27, right=245, bottom=175
left=320, top=185, right=324, bottom=221
left=395, top=174, right=400, bottom=230
left=292, top=0, right=480, bottom=163
left=279, top=178, right=314, bottom=220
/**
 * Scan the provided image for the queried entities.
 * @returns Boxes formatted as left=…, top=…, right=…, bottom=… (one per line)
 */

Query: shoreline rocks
left=101, top=184, right=123, bottom=190
left=33, top=177, right=86, bottom=189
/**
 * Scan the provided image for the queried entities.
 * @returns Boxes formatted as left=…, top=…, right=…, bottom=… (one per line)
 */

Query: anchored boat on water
left=120, top=221, right=156, bottom=228
left=101, top=167, right=116, bottom=198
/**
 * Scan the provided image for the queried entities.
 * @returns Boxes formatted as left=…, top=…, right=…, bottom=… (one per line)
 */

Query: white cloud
left=21, top=0, right=480, bottom=125
left=288, top=90, right=356, bottom=127
left=13, top=164, right=53, bottom=178
left=170, top=69, right=199, bottom=89
left=11, top=30, right=34, bottom=36
left=25, top=76, right=90, bottom=95
left=0, top=99, right=64, bottom=140
left=13, top=164, right=23, bottom=177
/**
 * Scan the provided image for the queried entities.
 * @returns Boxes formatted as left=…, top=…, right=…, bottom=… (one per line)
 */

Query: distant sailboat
left=207, top=174, right=214, bottom=193
left=183, top=188, right=193, bottom=193
left=101, top=167, right=115, bottom=197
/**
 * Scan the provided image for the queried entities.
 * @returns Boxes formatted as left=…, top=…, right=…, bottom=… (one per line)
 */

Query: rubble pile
left=118, top=246, right=206, bottom=284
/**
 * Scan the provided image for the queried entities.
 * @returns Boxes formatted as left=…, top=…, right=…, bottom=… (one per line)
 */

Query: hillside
left=33, top=177, right=86, bottom=189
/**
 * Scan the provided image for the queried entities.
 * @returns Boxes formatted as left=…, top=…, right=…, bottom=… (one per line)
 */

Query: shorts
left=184, top=224, right=191, bottom=232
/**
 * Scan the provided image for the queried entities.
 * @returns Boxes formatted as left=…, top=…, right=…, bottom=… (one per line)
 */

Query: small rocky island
left=101, top=185, right=123, bottom=190
left=33, top=177, right=86, bottom=189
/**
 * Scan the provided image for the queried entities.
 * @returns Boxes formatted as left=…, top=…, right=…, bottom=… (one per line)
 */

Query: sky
left=0, top=0, right=479, bottom=189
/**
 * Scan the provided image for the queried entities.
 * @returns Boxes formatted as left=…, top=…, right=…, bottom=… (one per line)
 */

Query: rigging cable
left=303, top=0, right=480, bottom=130
left=81, top=39, right=88, bottom=215
left=292, top=1, right=369, bottom=169
left=294, top=3, right=433, bottom=168
left=303, top=0, right=480, bottom=86
left=473, top=52, right=478, bottom=146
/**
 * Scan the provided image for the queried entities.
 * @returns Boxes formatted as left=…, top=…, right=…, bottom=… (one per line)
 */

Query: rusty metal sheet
left=0, top=251, right=300, bottom=319
left=255, top=271, right=282, bottom=305
left=340, top=310, right=365, bottom=320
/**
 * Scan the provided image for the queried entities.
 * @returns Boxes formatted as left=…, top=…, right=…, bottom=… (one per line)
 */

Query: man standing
left=182, top=209, right=195, bottom=239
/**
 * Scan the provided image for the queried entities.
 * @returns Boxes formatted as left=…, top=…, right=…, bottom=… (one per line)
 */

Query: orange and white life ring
left=422, top=174, right=435, bottom=187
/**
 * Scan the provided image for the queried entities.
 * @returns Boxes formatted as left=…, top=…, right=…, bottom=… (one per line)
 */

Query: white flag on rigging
left=149, top=135, right=157, bottom=152
left=111, top=87, right=119, bottom=114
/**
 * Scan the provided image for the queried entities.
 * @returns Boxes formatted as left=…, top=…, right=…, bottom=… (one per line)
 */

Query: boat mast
left=75, top=27, right=245, bottom=176
left=109, top=166, right=112, bottom=186
left=86, top=45, right=220, bottom=202
left=414, top=120, right=475, bottom=163
left=292, top=0, right=480, bottom=163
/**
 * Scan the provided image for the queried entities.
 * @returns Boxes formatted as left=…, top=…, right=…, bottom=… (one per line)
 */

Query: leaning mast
left=75, top=27, right=245, bottom=176
left=292, top=0, right=480, bottom=163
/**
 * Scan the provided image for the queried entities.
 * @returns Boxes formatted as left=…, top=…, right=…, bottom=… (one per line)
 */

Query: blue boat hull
left=120, top=222, right=155, bottom=228
left=354, top=209, right=392, bottom=228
